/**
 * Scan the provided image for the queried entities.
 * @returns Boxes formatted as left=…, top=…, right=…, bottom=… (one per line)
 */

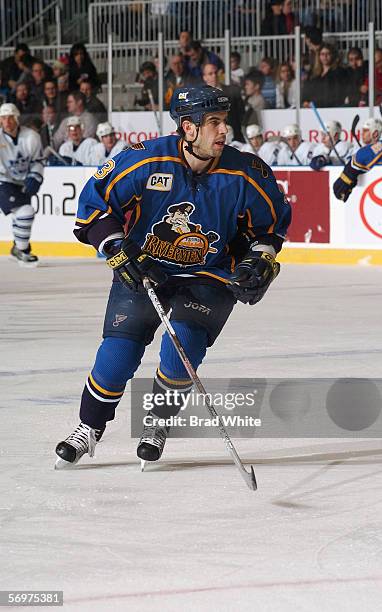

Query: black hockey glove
left=105, top=237, right=167, bottom=292
left=228, top=251, right=280, bottom=305
left=333, top=162, right=361, bottom=202
left=310, top=154, right=330, bottom=171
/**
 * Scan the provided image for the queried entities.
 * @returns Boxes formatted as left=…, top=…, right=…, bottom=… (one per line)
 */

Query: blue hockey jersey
left=75, top=135, right=291, bottom=283
left=351, top=141, right=382, bottom=173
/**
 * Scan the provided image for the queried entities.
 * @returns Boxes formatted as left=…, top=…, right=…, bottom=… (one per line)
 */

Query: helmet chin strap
left=184, top=126, right=214, bottom=162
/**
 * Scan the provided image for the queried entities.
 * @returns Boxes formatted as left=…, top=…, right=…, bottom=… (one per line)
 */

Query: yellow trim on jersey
left=105, top=156, right=186, bottom=202
left=121, top=193, right=142, bottom=209
left=352, top=157, right=368, bottom=170
left=89, top=373, right=124, bottom=397
left=339, top=173, right=354, bottom=185
left=367, top=149, right=382, bottom=168
left=195, top=270, right=230, bottom=284
left=157, top=368, right=191, bottom=386
left=76, top=206, right=112, bottom=225
left=209, top=168, right=277, bottom=233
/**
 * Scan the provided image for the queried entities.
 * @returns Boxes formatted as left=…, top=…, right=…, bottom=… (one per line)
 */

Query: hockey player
left=90, top=122, right=125, bottom=166
left=55, top=86, right=291, bottom=468
left=277, top=124, right=314, bottom=166
left=58, top=117, right=97, bottom=166
left=241, top=124, right=280, bottom=166
left=0, top=103, right=43, bottom=265
left=333, top=117, right=382, bottom=202
left=225, top=124, right=244, bottom=151
left=310, top=120, right=352, bottom=170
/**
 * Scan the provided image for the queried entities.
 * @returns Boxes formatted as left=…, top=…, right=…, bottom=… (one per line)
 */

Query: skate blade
left=140, top=459, right=146, bottom=472
left=18, top=260, right=39, bottom=269
left=55, top=457, right=75, bottom=470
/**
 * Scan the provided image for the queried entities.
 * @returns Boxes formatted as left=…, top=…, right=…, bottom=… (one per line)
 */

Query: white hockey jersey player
left=0, top=103, right=43, bottom=265
left=0, top=121, right=43, bottom=186
left=311, top=120, right=352, bottom=166
left=277, top=124, right=314, bottom=166
left=89, top=122, right=126, bottom=166
left=59, top=137, right=97, bottom=166
left=241, top=124, right=279, bottom=165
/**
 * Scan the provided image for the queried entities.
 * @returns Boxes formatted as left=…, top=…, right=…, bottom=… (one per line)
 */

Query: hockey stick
left=351, top=114, right=361, bottom=148
left=268, top=135, right=303, bottom=165
left=46, top=146, right=70, bottom=166
left=147, top=88, right=161, bottom=132
left=143, top=277, right=258, bottom=491
left=310, top=102, right=344, bottom=164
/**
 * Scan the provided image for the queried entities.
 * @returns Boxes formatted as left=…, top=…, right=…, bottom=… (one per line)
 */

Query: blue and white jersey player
left=0, top=103, right=44, bottom=265
left=333, top=118, right=382, bottom=201
left=55, top=86, right=291, bottom=469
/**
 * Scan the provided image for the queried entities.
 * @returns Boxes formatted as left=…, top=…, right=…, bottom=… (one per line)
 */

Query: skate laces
left=141, top=420, right=168, bottom=448
left=65, top=423, right=100, bottom=457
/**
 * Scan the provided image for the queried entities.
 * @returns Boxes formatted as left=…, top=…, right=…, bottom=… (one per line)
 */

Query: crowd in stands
left=0, top=14, right=381, bottom=167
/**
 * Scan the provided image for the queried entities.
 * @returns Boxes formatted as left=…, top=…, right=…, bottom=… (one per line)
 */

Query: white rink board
left=1, top=166, right=381, bottom=252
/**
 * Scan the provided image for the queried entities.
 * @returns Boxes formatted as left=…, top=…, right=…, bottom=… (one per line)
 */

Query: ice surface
left=1, top=259, right=382, bottom=611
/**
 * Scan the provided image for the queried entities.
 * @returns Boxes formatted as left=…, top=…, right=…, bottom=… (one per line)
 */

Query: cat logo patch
left=93, top=159, right=115, bottom=180
left=146, top=173, right=173, bottom=191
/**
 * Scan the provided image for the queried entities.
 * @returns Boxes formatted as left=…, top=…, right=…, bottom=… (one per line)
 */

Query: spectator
left=344, top=48, right=368, bottom=106
left=68, top=43, right=99, bottom=92
left=202, top=63, right=245, bottom=142
left=282, top=0, right=298, bottom=33
left=55, top=91, right=98, bottom=148
left=186, top=40, right=224, bottom=81
left=57, top=72, right=70, bottom=97
left=261, top=0, right=287, bottom=35
left=302, top=43, right=347, bottom=108
left=259, top=58, right=277, bottom=108
left=10, top=82, right=41, bottom=124
left=0, top=44, right=31, bottom=92
left=164, top=55, right=198, bottom=108
left=242, top=72, right=266, bottom=131
left=178, top=30, right=193, bottom=58
left=375, top=48, right=382, bottom=105
left=40, top=104, right=60, bottom=152
left=303, top=26, right=323, bottom=79
left=43, top=80, right=67, bottom=119
left=275, top=62, right=297, bottom=108
left=136, top=61, right=159, bottom=110
left=17, top=60, right=51, bottom=99
left=230, top=51, right=244, bottom=86
left=79, top=79, right=107, bottom=122
left=58, top=116, right=97, bottom=166
left=52, top=58, right=69, bottom=81
left=91, top=122, right=125, bottom=165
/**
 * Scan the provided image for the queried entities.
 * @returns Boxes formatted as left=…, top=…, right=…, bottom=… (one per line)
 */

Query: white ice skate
left=10, top=243, right=39, bottom=268
left=55, top=422, right=103, bottom=469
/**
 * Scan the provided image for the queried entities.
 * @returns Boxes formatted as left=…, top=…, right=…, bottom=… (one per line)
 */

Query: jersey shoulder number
left=93, top=159, right=115, bottom=180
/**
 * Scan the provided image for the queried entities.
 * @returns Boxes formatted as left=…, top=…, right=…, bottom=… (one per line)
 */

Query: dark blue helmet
left=170, top=86, right=231, bottom=129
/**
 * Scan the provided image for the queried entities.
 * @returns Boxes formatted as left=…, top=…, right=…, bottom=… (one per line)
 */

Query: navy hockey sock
left=80, top=336, right=145, bottom=429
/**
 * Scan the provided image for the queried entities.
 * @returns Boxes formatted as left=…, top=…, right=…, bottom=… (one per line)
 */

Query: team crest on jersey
left=143, top=201, right=219, bottom=266
left=93, top=159, right=115, bottom=180
left=251, top=156, right=269, bottom=178
left=146, top=173, right=173, bottom=191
